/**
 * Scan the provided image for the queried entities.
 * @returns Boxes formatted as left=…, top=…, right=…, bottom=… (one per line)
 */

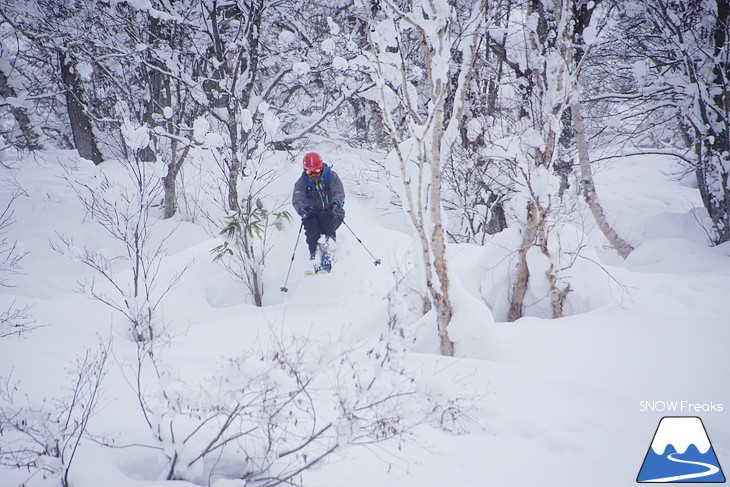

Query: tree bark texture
left=702, top=0, right=730, bottom=244
left=139, top=15, right=170, bottom=163
left=508, top=200, right=539, bottom=322
left=696, top=148, right=730, bottom=245
left=59, top=51, right=103, bottom=165
left=163, top=144, right=190, bottom=219
left=226, top=108, right=241, bottom=213
left=429, top=84, right=454, bottom=357
left=571, top=100, right=634, bottom=258
left=211, top=0, right=263, bottom=213
left=549, top=268, right=571, bottom=318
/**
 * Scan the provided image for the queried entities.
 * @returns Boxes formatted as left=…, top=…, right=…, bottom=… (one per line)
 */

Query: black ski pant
left=303, top=209, right=342, bottom=257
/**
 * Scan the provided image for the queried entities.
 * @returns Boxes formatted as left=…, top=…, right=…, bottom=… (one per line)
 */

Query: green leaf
left=211, top=242, right=233, bottom=262
left=217, top=213, right=244, bottom=239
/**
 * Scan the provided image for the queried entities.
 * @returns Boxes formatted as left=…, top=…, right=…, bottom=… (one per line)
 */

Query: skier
left=291, top=152, right=345, bottom=273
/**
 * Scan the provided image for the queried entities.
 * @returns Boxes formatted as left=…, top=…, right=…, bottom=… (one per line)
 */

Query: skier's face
left=305, top=168, right=322, bottom=181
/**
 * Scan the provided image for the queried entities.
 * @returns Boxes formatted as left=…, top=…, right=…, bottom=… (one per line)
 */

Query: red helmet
left=303, top=152, right=324, bottom=172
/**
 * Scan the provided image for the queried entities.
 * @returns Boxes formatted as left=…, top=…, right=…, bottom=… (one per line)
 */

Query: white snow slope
left=1, top=145, right=728, bottom=487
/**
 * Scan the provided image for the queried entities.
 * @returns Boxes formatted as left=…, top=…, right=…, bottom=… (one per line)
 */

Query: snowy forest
left=1, top=0, right=729, bottom=486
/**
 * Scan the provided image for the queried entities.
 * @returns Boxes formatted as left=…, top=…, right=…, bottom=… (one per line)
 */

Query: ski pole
left=280, top=221, right=304, bottom=293
left=342, top=220, right=381, bottom=266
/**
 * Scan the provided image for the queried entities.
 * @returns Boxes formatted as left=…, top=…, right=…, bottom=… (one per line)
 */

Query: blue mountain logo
left=637, top=416, right=726, bottom=483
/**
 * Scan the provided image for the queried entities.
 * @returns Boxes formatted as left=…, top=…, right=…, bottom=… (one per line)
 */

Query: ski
left=304, top=268, right=330, bottom=276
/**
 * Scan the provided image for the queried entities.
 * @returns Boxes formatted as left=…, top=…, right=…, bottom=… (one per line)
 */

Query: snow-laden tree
left=361, top=0, right=488, bottom=355
left=610, top=0, right=730, bottom=244
left=3, top=0, right=374, bottom=218
left=91, top=2, right=205, bottom=218
left=504, top=0, right=575, bottom=321
left=440, top=0, right=524, bottom=245
left=0, top=1, right=103, bottom=163
left=0, top=340, right=110, bottom=487
left=0, top=28, right=43, bottom=151
left=125, top=325, right=467, bottom=484
left=55, top=121, right=187, bottom=343
left=478, top=0, right=590, bottom=321
left=568, top=0, right=634, bottom=259
left=282, top=4, right=388, bottom=146
left=181, top=0, right=376, bottom=214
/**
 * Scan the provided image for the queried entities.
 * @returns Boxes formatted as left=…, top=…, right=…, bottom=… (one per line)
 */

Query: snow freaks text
left=639, top=401, right=724, bottom=413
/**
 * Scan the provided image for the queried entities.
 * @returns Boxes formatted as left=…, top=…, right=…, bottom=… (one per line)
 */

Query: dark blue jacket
left=291, top=164, right=345, bottom=213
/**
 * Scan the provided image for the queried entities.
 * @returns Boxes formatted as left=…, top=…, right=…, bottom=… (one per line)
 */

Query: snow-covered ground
left=1, top=147, right=728, bottom=487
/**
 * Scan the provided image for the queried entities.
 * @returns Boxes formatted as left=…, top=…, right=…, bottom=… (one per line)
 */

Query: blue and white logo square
left=637, top=416, right=725, bottom=483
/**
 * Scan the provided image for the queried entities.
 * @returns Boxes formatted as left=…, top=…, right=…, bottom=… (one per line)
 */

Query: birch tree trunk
left=429, top=83, right=454, bottom=357
left=363, top=0, right=487, bottom=355
left=507, top=0, right=572, bottom=321
left=508, top=200, right=539, bottom=322
left=571, top=99, right=634, bottom=258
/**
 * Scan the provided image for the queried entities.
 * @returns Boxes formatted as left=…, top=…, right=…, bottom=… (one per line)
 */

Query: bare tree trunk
left=226, top=108, right=241, bottom=212
left=251, top=263, right=262, bottom=307
left=549, top=266, right=571, bottom=318
left=163, top=143, right=190, bottom=219
left=364, top=0, right=487, bottom=354
left=429, top=89, right=454, bottom=357
left=505, top=0, right=572, bottom=321
left=0, top=69, right=42, bottom=150
left=508, top=200, right=539, bottom=322
left=59, top=51, right=103, bottom=165
left=163, top=172, right=176, bottom=219
left=349, top=98, right=369, bottom=143
left=696, top=145, right=730, bottom=245
left=207, top=0, right=262, bottom=213
left=704, top=0, right=730, bottom=244
left=555, top=109, right=573, bottom=197
left=571, top=100, right=634, bottom=258
left=139, top=15, right=169, bottom=163
left=684, top=0, right=730, bottom=245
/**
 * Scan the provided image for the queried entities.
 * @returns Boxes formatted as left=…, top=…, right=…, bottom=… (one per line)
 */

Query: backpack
left=301, top=164, right=333, bottom=210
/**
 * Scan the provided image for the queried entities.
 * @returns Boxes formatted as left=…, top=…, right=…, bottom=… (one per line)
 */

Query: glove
left=297, top=207, right=310, bottom=220
left=330, top=202, right=345, bottom=221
